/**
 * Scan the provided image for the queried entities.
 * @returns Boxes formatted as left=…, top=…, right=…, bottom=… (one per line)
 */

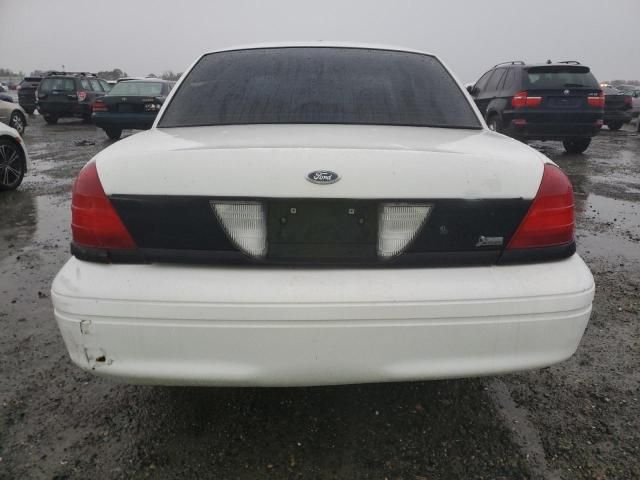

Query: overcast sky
left=1, top=0, right=639, bottom=82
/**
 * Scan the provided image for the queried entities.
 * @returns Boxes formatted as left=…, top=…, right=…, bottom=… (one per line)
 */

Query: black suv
left=17, top=76, right=42, bottom=114
left=468, top=61, right=604, bottom=154
left=36, top=72, right=111, bottom=124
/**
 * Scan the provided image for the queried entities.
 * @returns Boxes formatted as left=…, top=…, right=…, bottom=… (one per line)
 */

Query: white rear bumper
left=51, top=255, right=594, bottom=386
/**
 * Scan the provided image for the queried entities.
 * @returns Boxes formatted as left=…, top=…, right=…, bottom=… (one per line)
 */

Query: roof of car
left=200, top=42, right=435, bottom=57
left=44, top=71, right=98, bottom=78
left=118, top=78, right=172, bottom=83
left=492, top=61, right=590, bottom=70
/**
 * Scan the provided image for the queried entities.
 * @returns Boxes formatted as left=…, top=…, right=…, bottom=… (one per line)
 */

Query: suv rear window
left=159, top=47, right=481, bottom=129
left=39, top=78, right=75, bottom=93
left=524, top=66, right=599, bottom=89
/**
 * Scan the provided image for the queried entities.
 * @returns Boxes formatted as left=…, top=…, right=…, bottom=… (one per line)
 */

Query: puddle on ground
left=577, top=194, right=640, bottom=265
left=584, top=194, right=640, bottom=231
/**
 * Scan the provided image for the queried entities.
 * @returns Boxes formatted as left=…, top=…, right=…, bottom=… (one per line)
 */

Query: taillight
left=211, top=201, right=267, bottom=258
left=507, top=164, right=574, bottom=250
left=377, top=203, right=432, bottom=258
left=71, top=162, right=136, bottom=249
left=624, top=96, right=633, bottom=106
left=93, top=100, right=107, bottom=112
left=77, top=91, right=87, bottom=102
left=16, top=85, right=21, bottom=91
left=512, top=91, right=542, bottom=108
left=587, top=91, right=605, bottom=107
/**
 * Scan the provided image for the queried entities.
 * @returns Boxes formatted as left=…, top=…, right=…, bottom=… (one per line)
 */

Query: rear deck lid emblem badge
left=563, top=89, right=570, bottom=95
left=475, top=235, right=504, bottom=247
left=306, top=170, right=340, bottom=185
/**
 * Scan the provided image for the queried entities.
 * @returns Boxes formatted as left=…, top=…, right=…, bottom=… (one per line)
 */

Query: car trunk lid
left=87, top=125, right=553, bottom=266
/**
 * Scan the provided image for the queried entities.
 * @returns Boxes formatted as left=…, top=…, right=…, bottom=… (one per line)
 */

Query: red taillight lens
left=77, top=91, right=87, bottom=102
left=512, top=91, right=542, bottom=108
left=71, top=162, right=136, bottom=249
left=624, top=96, right=632, bottom=106
left=507, top=164, right=574, bottom=250
left=92, top=100, right=107, bottom=112
left=587, top=92, right=605, bottom=107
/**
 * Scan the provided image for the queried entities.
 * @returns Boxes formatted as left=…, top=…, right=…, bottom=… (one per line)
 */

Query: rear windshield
left=39, top=78, right=75, bottom=93
left=159, top=47, right=481, bottom=129
left=22, top=77, right=41, bottom=83
left=109, top=81, right=164, bottom=96
left=524, top=66, right=599, bottom=89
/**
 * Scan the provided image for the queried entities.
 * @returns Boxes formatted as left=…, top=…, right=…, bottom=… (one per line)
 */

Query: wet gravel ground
left=1, top=114, right=639, bottom=480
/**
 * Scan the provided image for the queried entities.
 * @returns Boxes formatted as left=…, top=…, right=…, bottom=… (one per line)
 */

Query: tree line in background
left=1, top=67, right=183, bottom=81
left=3, top=66, right=640, bottom=86
left=607, top=79, right=640, bottom=86
left=0, top=68, right=25, bottom=78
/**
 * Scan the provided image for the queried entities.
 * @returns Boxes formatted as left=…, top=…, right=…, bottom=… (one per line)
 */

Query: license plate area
left=118, top=104, right=134, bottom=113
left=547, top=96, right=583, bottom=108
left=267, top=200, right=378, bottom=260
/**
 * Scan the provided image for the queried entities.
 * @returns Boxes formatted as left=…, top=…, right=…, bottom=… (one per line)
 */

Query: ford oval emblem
left=306, top=170, right=340, bottom=185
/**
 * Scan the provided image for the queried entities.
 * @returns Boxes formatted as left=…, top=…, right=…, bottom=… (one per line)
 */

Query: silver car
left=0, top=99, right=27, bottom=135
left=0, top=121, right=28, bottom=190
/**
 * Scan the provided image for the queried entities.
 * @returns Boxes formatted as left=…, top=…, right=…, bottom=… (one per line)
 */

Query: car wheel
left=563, top=138, right=591, bottom=154
left=9, top=111, right=26, bottom=135
left=44, top=115, right=58, bottom=125
left=0, top=139, right=25, bottom=191
left=105, top=128, right=122, bottom=140
left=607, top=122, right=623, bottom=131
left=487, top=114, right=502, bottom=133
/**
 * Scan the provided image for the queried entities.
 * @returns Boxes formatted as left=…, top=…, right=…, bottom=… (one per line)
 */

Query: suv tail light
left=16, top=85, right=21, bottom=91
left=512, top=91, right=542, bottom=108
left=77, top=91, right=87, bottom=102
left=507, top=164, right=574, bottom=250
left=72, top=162, right=136, bottom=249
left=587, top=91, right=605, bottom=107
left=92, top=100, right=107, bottom=112
left=377, top=203, right=432, bottom=258
left=212, top=202, right=267, bottom=258
left=624, top=96, right=633, bottom=107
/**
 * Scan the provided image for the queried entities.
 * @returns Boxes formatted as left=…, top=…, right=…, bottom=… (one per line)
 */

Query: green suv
left=36, top=72, right=110, bottom=124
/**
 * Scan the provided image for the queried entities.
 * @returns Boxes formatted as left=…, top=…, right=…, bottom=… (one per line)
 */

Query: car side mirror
left=466, top=85, right=478, bottom=95
left=154, top=96, right=165, bottom=105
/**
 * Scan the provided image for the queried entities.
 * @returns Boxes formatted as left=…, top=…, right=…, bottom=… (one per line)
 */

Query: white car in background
left=51, top=44, right=595, bottom=386
left=0, top=121, right=28, bottom=191
left=0, top=99, right=27, bottom=135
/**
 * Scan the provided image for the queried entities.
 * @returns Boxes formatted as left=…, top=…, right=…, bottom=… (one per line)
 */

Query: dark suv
left=36, top=72, right=111, bottom=124
left=17, top=76, right=42, bottom=114
left=468, top=61, right=604, bottom=154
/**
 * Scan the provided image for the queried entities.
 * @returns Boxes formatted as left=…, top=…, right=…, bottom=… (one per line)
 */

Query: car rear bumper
left=504, top=121, right=601, bottom=140
left=51, top=255, right=595, bottom=386
left=37, top=102, right=90, bottom=117
left=93, top=112, right=156, bottom=130
left=604, top=111, right=632, bottom=123
left=502, top=110, right=602, bottom=140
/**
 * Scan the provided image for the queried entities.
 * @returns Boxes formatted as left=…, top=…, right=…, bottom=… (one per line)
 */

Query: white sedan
left=0, top=121, right=28, bottom=191
left=51, top=44, right=594, bottom=386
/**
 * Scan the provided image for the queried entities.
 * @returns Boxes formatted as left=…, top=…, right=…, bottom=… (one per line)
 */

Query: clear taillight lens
left=377, top=203, right=432, bottom=258
left=211, top=201, right=267, bottom=258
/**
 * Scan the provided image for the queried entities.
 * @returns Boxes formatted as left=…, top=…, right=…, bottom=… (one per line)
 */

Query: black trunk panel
left=108, top=195, right=533, bottom=266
